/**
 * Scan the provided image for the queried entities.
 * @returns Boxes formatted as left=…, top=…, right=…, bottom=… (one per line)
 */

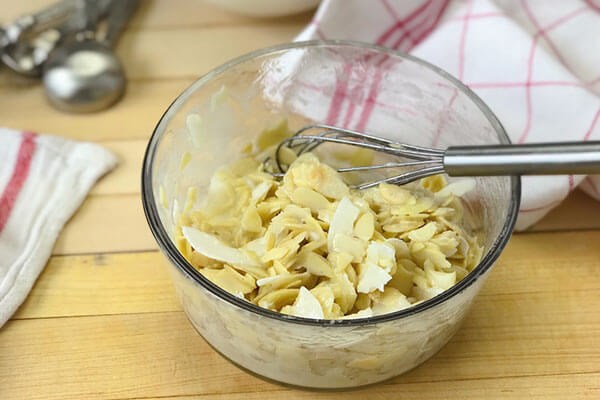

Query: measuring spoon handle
left=104, top=0, right=140, bottom=47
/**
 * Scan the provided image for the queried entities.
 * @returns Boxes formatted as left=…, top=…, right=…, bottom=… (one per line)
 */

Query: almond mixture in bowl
left=173, top=122, right=483, bottom=320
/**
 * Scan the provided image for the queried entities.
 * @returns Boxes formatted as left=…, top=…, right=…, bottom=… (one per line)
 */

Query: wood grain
left=107, top=375, right=599, bottom=400
left=52, top=194, right=156, bottom=255
left=0, top=80, right=190, bottom=142
left=12, top=251, right=178, bottom=320
left=116, top=23, right=307, bottom=81
left=530, top=189, right=600, bottom=232
left=90, top=140, right=147, bottom=196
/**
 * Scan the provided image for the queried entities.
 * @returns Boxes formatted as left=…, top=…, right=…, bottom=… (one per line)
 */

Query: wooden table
left=1, top=2, right=599, bottom=399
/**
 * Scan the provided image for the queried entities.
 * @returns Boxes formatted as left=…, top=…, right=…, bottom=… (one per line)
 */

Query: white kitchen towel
left=297, top=0, right=600, bottom=230
left=0, top=128, right=117, bottom=327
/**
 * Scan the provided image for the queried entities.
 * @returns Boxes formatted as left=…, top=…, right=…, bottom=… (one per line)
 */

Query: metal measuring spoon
left=43, top=0, right=139, bottom=113
left=0, top=0, right=83, bottom=77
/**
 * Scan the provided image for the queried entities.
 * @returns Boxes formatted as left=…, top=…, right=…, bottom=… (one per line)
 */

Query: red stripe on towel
left=0, top=132, right=37, bottom=233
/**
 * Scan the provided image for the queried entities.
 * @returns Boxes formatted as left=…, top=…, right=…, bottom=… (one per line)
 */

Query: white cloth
left=0, top=128, right=117, bottom=327
left=297, top=0, right=600, bottom=230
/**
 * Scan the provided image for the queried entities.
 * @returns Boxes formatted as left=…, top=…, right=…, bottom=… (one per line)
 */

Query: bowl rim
left=141, top=40, right=521, bottom=327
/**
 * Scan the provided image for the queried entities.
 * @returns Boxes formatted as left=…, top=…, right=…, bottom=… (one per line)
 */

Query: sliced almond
left=279, top=146, right=298, bottom=167
left=354, top=213, right=375, bottom=241
left=201, top=266, right=256, bottom=296
left=328, top=252, right=353, bottom=273
left=382, top=219, right=424, bottom=233
left=295, top=251, right=333, bottom=277
left=379, top=183, right=413, bottom=204
left=290, top=187, right=330, bottom=212
left=332, top=234, right=366, bottom=262
left=328, top=197, right=359, bottom=252
left=407, top=221, right=438, bottom=241
left=241, top=205, right=262, bottom=233
left=257, top=288, right=300, bottom=310
left=182, top=227, right=257, bottom=267
left=327, top=273, right=357, bottom=314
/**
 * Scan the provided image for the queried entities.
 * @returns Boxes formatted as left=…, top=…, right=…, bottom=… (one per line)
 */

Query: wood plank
left=112, top=374, right=600, bottom=400
left=18, top=230, right=600, bottom=319
left=1, top=311, right=266, bottom=400
left=530, top=189, right=600, bottom=232
left=12, top=252, right=178, bottom=320
left=482, top=229, right=600, bottom=295
left=52, top=194, right=157, bottom=255
left=114, top=23, right=306, bottom=81
left=0, top=80, right=191, bottom=142
left=91, top=140, right=146, bottom=196
left=130, top=1, right=313, bottom=30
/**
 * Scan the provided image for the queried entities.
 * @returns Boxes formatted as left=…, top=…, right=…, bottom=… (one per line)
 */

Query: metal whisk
left=267, top=124, right=600, bottom=189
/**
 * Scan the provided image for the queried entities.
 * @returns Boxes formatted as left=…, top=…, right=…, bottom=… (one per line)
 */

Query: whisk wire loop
left=272, top=124, right=445, bottom=188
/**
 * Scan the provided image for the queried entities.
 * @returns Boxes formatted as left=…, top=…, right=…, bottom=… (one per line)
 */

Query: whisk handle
left=444, top=141, right=600, bottom=176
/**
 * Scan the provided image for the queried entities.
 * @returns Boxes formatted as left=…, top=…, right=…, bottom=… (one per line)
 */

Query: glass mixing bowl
left=142, top=41, right=520, bottom=389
